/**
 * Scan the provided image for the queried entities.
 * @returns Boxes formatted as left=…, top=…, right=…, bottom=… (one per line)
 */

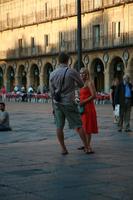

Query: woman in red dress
left=79, top=67, right=98, bottom=153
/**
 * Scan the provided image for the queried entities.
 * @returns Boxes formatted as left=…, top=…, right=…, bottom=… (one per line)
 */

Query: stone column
left=3, top=73, right=7, bottom=91
left=27, top=74, right=32, bottom=88
left=14, top=75, right=20, bottom=86
left=40, top=74, right=44, bottom=93
left=104, top=64, right=110, bottom=93
left=125, top=62, right=133, bottom=79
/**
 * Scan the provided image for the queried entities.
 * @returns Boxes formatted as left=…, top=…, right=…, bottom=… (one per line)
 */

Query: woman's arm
left=80, top=81, right=96, bottom=106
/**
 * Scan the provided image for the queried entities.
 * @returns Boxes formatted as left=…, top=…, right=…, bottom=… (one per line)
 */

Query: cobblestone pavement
left=0, top=102, right=133, bottom=200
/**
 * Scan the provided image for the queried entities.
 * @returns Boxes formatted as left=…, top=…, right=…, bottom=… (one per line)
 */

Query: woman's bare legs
left=75, top=127, right=90, bottom=153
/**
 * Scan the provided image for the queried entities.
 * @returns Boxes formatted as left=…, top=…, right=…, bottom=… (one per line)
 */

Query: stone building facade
left=0, top=0, right=133, bottom=92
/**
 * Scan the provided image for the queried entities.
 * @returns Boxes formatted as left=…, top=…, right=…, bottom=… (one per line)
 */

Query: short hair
left=123, top=74, right=130, bottom=80
left=58, top=52, right=69, bottom=64
left=0, top=102, right=5, bottom=106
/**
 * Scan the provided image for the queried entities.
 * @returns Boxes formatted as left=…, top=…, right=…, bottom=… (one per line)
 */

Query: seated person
left=0, top=102, right=12, bottom=131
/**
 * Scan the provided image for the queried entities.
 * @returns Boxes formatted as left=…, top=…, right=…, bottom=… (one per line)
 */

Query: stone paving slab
left=0, top=102, right=133, bottom=200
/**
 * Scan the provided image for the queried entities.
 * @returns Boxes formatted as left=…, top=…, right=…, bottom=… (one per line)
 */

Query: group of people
left=0, top=52, right=98, bottom=150
left=110, top=75, right=133, bottom=132
left=13, top=85, right=49, bottom=102
left=49, top=52, right=98, bottom=155
left=13, top=85, right=33, bottom=102
left=1, top=52, right=132, bottom=155
left=50, top=52, right=133, bottom=155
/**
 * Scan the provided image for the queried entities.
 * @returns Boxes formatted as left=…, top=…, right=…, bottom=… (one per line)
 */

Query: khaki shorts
left=53, top=103, right=82, bottom=129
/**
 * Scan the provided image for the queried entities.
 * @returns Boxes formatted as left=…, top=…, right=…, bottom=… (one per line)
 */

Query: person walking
left=78, top=67, right=98, bottom=153
left=115, top=74, right=133, bottom=132
left=110, top=77, right=120, bottom=123
left=0, top=102, right=12, bottom=131
left=49, top=52, right=89, bottom=155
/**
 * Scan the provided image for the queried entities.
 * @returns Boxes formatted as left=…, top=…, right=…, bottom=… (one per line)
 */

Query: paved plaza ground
left=0, top=102, right=133, bottom=200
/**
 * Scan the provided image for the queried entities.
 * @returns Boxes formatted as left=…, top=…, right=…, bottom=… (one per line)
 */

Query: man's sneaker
left=118, top=128, right=122, bottom=132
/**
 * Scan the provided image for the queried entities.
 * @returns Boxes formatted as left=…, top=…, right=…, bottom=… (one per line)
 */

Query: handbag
left=78, top=104, right=85, bottom=115
left=114, top=104, right=120, bottom=117
left=54, top=91, right=61, bottom=102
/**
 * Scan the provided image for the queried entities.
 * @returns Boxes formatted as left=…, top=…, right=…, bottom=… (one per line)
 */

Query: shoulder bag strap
left=60, top=67, right=68, bottom=92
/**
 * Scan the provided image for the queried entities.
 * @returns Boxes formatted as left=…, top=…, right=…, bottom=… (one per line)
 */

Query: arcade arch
left=18, top=65, right=27, bottom=89
left=30, top=64, right=40, bottom=91
left=44, top=63, right=53, bottom=90
left=6, top=66, right=15, bottom=92
left=128, top=58, right=133, bottom=78
left=109, top=57, right=124, bottom=83
left=0, top=67, right=3, bottom=88
left=91, top=58, right=104, bottom=92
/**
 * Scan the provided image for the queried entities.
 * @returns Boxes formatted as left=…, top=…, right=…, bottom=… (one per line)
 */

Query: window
left=18, top=38, right=23, bottom=55
left=7, top=13, right=9, bottom=26
left=118, top=22, right=120, bottom=37
left=44, top=34, right=49, bottom=46
left=93, top=25, right=100, bottom=47
left=45, top=3, right=48, bottom=17
left=31, top=37, right=35, bottom=48
left=18, top=38, right=23, bottom=49
left=112, top=22, right=121, bottom=38
left=59, top=32, right=63, bottom=46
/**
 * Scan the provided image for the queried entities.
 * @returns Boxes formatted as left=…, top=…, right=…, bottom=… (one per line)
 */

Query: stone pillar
left=14, top=75, right=20, bottom=86
left=125, top=62, right=133, bottom=80
left=40, top=74, right=44, bottom=93
left=3, top=74, right=7, bottom=91
left=27, top=74, right=32, bottom=88
left=104, top=66, right=110, bottom=93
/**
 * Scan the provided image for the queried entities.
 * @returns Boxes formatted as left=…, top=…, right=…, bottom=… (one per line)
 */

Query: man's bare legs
left=56, top=128, right=68, bottom=154
left=56, top=127, right=89, bottom=154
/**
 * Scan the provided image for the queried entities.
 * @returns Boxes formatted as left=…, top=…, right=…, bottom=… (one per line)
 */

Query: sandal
left=84, top=148, right=95, bottom=154
left=61, top=150, right=69, bottom=155
left=77, top=146, right=85, bottom=150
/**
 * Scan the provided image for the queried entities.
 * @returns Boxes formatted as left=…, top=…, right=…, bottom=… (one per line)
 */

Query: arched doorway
left=44, top=63, right=53, bottom=91
left=93, top=59, right=104, bottom=92
left=128, top=58, right=133, bottom=79
left=30, top=64, right=40, bottom=92
left=7, top=66, right=15, bottom=92
left=0, top=68, right=3, bottom=89
left=110, top=57, right=124, bottom=82
left=18, top=65, right=27, bottom=89
left=113, top=58, right=124, bottom=81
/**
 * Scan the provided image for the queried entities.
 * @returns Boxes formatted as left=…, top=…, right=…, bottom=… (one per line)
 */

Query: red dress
left=80, top=87, right=98, bottom=134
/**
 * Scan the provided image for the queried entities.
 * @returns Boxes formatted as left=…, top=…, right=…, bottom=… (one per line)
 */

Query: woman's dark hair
left=58, top=52, right=69, bottom=64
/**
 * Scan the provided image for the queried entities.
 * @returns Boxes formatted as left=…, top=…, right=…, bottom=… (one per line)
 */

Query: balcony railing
left=1, top=0, right=133, bottom=31
left=0, top=44, right=59, bottom=59
left=0, top=32, right=133, bottom=59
